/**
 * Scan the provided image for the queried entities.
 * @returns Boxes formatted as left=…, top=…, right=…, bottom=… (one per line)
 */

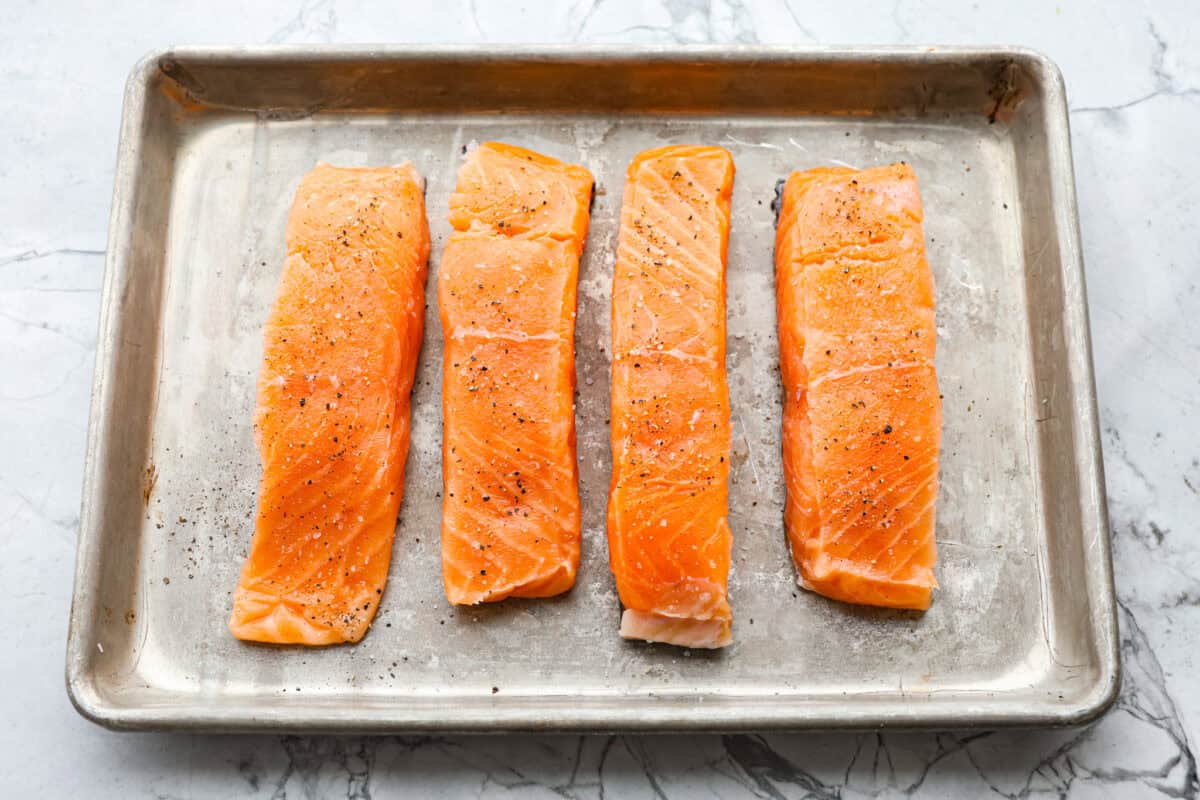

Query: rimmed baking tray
left=66, top=45, right=1118, bottom=732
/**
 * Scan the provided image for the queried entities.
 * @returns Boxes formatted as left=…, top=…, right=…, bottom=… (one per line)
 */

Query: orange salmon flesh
left=607, top=145, right=736, bottom=649
left=439, top=142, right=594, bottom=605
left=775, top=163, right=941, bottom=610
left=229, top=163, right=431, bottom=645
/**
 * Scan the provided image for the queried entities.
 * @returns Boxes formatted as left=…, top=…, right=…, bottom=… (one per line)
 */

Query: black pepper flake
left=299, top=398, right=306, bottom=407
left=883, top=425, right=893, bottom=434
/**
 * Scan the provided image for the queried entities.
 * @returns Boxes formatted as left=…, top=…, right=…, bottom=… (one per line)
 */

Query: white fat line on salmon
left=807, top=359, right=926, bottom=387
left=447, top=328, right=563, bottom=343
left=619, top=347, right=718, bottom=366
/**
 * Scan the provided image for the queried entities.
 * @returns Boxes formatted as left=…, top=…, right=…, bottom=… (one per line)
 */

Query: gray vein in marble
left=12, top=488, right=79, bottom=539
left=0, top=247, right=105, bottom=266
left=268, top=0, right=339, bottom=44
left=1073, top=14, right=1199, bottom=113
left=781, top=1, right=820, bottom=43
left=0, top=352, right=93, bottom=407
left=569, top=0, right=605, bottom=41
left=1162, top=592, right=1200, bottom=609
left=0, top=307, right=95, bottom=347
left=722, top=735, right=840, bottom=799
left=890, top=0, right=911, bottom=42
left=1102, top=603, right=1198, bottom=798
left=598, top=24, right=690, bottom=44
left=466, top=0, right=486, bottom=41
left=1105, top=425, right=1156, bottom=496
left=708, top=0, right=758, bottom=45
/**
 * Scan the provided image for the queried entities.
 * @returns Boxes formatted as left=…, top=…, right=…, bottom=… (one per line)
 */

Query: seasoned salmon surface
left=439, top=142, right=593, bottom=605
left=607, top=145, right=736, bottom=649
left=230, top=163, right=430, bottom=645
left=775, top=163, right=940, bottom=610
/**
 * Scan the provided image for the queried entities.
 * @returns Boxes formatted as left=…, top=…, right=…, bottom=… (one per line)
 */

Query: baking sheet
left=66, top=46, right=1118, bottom=731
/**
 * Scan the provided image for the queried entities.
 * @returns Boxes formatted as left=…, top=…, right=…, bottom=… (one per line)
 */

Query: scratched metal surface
left=66, top=46, right=1117, bottom=731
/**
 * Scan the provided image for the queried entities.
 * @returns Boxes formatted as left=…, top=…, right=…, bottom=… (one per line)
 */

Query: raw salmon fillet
left=439, top=142, right=593, bottom=605
left=229, top=163, right=430, bottom=644
left=775, top=163, right=940, bottom=610
left=607, top=145, right=735, bottom=648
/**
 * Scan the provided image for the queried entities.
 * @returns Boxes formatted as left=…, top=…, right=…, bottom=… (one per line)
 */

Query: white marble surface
left=2, top=0, right=1197, bottom=797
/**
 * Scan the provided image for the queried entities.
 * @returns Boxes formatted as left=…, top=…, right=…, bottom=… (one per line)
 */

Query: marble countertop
left=3, top=1, right=1197, bottom=797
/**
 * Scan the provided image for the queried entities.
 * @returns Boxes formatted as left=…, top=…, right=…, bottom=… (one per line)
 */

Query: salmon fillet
left=439, top=142, right=593, bottom=605
left=775, top=163, right=940, bottom=610
left=607, top=145, right=736, bottom=648
left=229, top=163, right=430, bottom=645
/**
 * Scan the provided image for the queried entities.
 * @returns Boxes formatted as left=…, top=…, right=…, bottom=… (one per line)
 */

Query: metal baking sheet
left=66, top=46, right=1118, bottom=732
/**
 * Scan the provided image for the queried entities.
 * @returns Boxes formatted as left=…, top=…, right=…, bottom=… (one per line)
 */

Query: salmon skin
left=607, top=145, right=736, bottom=649
left=775, top=163, right=940, bottom=610
left=230, top=163, right=431, bottom=645
left=439, top=142, right=593, bottom=605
